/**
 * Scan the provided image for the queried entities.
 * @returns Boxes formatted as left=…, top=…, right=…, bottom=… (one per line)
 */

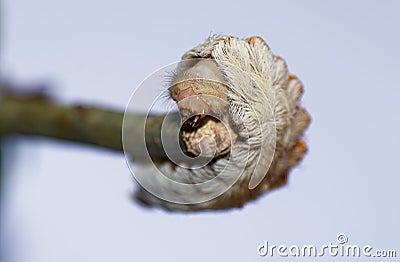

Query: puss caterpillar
left=131, top=35, right=310, bottom=211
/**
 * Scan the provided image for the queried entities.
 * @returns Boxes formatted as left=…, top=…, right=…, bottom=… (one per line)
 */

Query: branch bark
left=0, top=88, right=169, bottom=162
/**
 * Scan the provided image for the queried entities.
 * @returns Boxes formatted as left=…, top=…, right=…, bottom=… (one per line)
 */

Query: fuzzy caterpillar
left=131, top=35, right=310, bottom=211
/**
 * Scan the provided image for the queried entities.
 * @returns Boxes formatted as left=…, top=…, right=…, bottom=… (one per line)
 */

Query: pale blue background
left=1, top=0, right=399, bottom=261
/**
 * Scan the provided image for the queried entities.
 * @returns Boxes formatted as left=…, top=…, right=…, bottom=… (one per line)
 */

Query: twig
left=0, top=89, right=169, bottom=162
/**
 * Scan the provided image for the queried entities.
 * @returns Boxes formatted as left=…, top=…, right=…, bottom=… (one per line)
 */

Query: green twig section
left=0, top=93, right=170, bottom=161
left=0, top=96, right=124, bottom=151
